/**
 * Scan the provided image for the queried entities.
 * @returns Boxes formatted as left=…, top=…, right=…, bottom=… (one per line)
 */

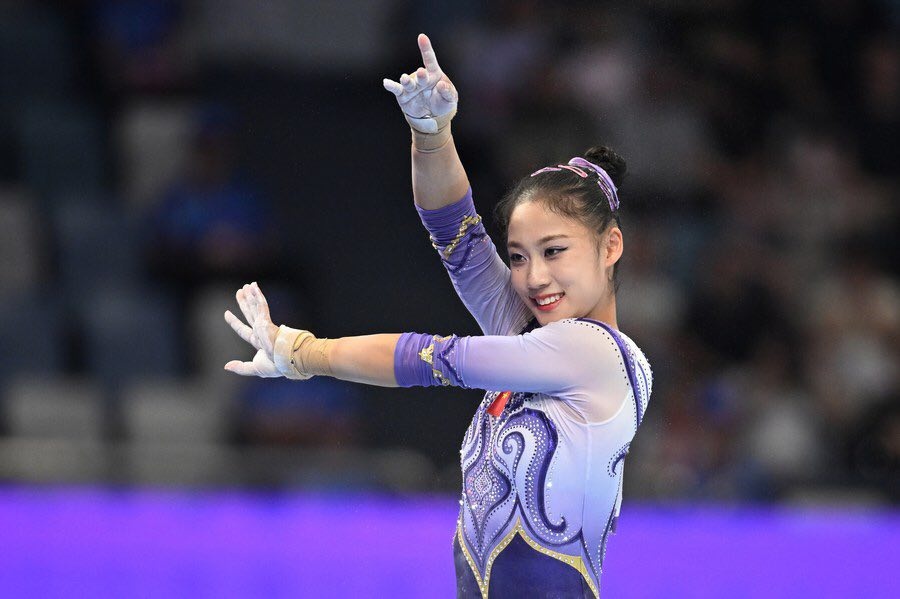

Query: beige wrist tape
left=273, top=325, right=334, bottom=380
left=405, top=109, right=456, bottom=153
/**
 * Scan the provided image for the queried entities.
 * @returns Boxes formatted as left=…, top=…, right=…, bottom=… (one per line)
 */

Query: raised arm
left=384, top=35, right=531, bottom=336
left=383, top=33, right=467, bottom=210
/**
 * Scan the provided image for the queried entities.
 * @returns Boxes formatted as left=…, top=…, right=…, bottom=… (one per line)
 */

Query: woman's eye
left=546, top=247, right=566, bottom=257
left=509, top=253, right=524, bottom=263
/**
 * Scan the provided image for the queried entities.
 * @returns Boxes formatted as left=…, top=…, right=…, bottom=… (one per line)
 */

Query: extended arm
left=224, top=284, right=620, bottom=406
left=327, top=334, right=401, bottom=387
left=223, top=283, right=402, bottom=387
left=391, top=321, right=616, bottom=396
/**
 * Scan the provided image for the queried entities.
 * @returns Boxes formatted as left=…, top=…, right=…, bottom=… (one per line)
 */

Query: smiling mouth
left=531, top=292, right=565, bottom=311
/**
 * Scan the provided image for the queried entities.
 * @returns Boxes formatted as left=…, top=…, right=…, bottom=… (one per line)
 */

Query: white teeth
left=536, top=294, right=563, bottom=306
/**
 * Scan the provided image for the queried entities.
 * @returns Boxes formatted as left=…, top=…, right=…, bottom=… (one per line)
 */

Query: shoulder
left=535, top=317, right=618, bottom=341
left=526, top=318, right=623, bottom=368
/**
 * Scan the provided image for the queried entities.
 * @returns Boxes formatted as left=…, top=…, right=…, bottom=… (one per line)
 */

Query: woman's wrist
left=407, top=109, right=455, bottom=153
left=273, top=325, right=334, bottom=379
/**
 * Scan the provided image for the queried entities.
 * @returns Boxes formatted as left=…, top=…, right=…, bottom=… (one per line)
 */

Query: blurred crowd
left=0, top=0, right=896, bottom=502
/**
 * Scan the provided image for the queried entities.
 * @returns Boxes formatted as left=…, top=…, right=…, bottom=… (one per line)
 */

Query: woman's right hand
left=224, top=282, right=282, bottom=378
left=383, top=33, right=458, bottom=138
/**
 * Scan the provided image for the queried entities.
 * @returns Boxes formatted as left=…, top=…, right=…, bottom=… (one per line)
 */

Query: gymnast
left=224, top=33, right=652, bottom=598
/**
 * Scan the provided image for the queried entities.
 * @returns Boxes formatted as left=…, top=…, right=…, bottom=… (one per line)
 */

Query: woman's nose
left=526, top=260, right=550, bottom=289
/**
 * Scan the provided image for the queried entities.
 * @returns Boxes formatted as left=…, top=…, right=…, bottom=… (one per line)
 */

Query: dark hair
left=493, top=146, right=627, bottom=293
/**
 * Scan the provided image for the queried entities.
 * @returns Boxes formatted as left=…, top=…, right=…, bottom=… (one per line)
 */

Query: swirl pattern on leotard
left=463, top=415, right=513, bottom=551
left=459, top=391, right=582, bottom=576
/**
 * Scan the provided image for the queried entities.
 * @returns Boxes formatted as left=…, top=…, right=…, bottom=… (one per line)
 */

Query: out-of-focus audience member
left=806, top=239, right=900, bottom=433
left=847, top=396, right=900, bottom=502
left=855, top=34, right=899, bottom=180
left=88, top=0, right=189, bottom=94
left=236, top=377, right=364, bottom=449
left=142, top=104, right=282, bottom=294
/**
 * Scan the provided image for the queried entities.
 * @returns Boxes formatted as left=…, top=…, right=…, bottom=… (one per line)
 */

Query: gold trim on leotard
left=417, top=336, right=451, bottom=386
left=455, top=518, right=599, bottom=598
left=434, top=214, right=482, bottom=258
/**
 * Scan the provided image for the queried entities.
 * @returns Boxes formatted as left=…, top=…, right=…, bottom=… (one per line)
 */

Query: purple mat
left=1, top=486, right=897, bottom=597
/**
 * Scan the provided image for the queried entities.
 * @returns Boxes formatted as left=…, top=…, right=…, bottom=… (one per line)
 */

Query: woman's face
left=506, top=199, right=622, bottom=326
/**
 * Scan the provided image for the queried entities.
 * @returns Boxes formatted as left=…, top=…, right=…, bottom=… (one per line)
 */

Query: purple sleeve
left=393, top=319, right=620, bottom=396
left=393, top=332, right=436, bottom=388
left=416, top=189, right=531, bottom=336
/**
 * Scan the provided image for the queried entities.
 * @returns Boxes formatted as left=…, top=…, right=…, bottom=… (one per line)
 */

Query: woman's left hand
left=224, top=282, right=281, bottom=377
left=383, top=33, right=458, bottom=132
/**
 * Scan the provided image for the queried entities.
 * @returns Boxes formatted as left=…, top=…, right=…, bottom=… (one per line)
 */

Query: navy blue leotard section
left=453, top=533, right=594, bottom=598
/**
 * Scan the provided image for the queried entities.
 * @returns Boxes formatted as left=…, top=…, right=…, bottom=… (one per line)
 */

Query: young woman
left=224, top=34, right=652, bottom=598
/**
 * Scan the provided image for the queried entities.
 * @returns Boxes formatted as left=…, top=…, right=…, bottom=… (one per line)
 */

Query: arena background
left=0, top=1, right=897, bottom=596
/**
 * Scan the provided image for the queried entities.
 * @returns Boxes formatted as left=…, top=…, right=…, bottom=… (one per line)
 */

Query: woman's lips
left=531, top=293, right=564, bottom=311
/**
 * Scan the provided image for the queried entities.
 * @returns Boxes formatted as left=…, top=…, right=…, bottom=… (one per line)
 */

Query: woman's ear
left=605, top=227, right=623, bottom=268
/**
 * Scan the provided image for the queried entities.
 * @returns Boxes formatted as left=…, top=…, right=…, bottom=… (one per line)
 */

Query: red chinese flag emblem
left=487, top=391, right=511, bottom=417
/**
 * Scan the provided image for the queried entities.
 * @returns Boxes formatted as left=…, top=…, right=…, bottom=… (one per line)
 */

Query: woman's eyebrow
left=507, top=234, right=569, bottom=249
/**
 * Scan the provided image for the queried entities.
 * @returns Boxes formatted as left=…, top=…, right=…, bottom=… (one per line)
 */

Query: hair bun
left=583, top=146, right=626, bottom=187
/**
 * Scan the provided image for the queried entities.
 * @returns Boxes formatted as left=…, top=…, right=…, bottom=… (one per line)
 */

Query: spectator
left=143, top=104, right=283, bottom=294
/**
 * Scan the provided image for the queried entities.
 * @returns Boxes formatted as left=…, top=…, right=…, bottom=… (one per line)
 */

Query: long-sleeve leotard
left=399, top=187, right=653, bottom=598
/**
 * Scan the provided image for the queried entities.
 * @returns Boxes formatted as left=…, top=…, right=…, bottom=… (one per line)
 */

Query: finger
left=224, top=360, right=259, bottom=377
left=236, top=285, right=256, bottom=326
left=251, top=311, right=275, bottom=356
left=245, top=282, right=260, bottom=313
left=248, top=285, right=275, bottom=351
left=245, top=284, right=265, bottom=330
left=226, top=349, right=279, bottom=377
left=418, top=33, right=442, bottom=74
left=437, top=80, right=457, bottom=103
left=415, top=67, right=428, bottom=85
left=250, top=282, right=271, bottom=321
left=252, top=348, right=280, bottom=376
left=400, top=73, right=416, bottom=93
left=383, top=78, right=403, bottom=95
left=225, top=310, right=260, bottom=348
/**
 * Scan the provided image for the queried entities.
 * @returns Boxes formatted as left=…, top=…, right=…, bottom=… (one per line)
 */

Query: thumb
left=436, top=80, right=457, bottom=103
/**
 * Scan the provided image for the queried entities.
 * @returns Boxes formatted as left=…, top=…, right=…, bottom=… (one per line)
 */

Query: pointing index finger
left=418, top=33, right=442, bottom=74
